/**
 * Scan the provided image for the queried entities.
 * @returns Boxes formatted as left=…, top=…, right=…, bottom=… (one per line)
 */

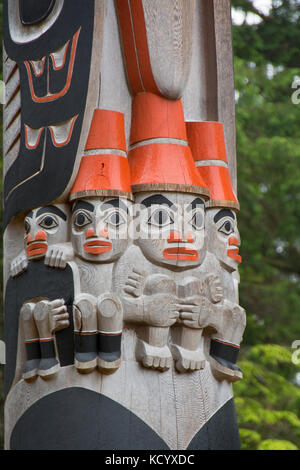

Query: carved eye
left=24, top=219, right=31, bottom=234
left=74, top=211, right=92, bottom=228
left=148, top=208, right=174, bottom=227
left=104, top=211, right=126, bottom=227
left=190, top=210, right=204, bottom=230
left=218, top=219, right=234, bottom=235
left=39, top=215, right=58, bottom=230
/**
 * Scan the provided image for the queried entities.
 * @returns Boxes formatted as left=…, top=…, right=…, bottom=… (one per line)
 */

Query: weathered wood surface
left=3, top=0, right=245, bottom=450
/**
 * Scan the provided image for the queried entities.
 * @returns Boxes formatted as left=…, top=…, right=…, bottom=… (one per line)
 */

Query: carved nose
left=99, top=228, right=110, bottom=239
left=29, top=230, right=47, bottom=243
left=229, top=236, right=240, bottom=247
left=85, top=228, right=96, bottom=239
left=167, top=231, right=182, bottom=243
left=185, top=232, right=194, bottom=243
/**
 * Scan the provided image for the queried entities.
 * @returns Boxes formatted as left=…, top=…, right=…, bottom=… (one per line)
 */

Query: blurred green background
left=0, top=0, right=300, bottom=451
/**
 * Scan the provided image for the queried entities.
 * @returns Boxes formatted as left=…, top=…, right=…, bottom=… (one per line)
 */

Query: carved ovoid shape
left=19, top=0, right=55, bottom=26
left=10, top=388, right=240, bottom=450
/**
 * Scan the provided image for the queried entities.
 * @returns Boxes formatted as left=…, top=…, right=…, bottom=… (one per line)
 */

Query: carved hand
left=142, top=293, right=180, bottom=327
left=10, top=250, right=28, bottom=277
left=216, top=300, right=246, bottom=344
left=44, top=243, right=74, bottom=269
left=205, top=274, right=223, bottom=304
left=124, top=268, right=147, bottom=298
left=178, top=296, right=216, bottom=329
left=47, top=299, right=69, bottom=333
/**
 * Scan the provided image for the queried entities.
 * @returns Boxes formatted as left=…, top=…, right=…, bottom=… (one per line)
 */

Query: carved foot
left=74, top=352, right=97, bottom=374
left=97, top=294, right=123, bottom=375
left=209, top=339, right=242, bottom=382
left=22, top=359, right=40, bottom=381
left=98, top=353, right=121, bottom=375
left=170, top=344, right=206, bottom=373
left=209, top=355, right=242, bottom=383
left=38, top=358, right=60, bottom=380
left=136, top=339, right=172, bottom=371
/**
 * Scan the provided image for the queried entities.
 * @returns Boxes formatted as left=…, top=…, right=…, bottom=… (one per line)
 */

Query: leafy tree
left=232, top=0, right=300, bottom=451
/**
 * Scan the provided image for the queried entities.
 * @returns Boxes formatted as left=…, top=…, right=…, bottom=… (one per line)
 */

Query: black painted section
left=187, top=398, right=241, bottom=450
left=19, top=0, right=55, bottom=26
left=3, top=0, right=95, bottom=227
left=4, top=259, right=75, bottom=396
left=10, top=388, right=170, bottom=450
left=210, top=339, right=239, bottom=364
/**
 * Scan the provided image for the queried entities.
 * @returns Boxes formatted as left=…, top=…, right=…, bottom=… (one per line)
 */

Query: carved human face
left=24, top=204, right=70, bottom=260
left=134, top=192, right=206, bottom=270
left=71, top=197, right=131, bottom=263
left=206, top=208, right=241, bottom=272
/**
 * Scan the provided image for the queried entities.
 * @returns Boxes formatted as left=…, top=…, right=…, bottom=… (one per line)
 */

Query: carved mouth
left=27, top=242, right=48, bottom=257
left=163, top=247, right=199, bottom=261
left=227, top=248, right=242, bottom=263
left=84, top=240, right=112, bottom=255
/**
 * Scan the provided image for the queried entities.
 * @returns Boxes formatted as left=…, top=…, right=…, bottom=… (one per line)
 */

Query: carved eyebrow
left=186, top=198, right=205, bottom=212
left=72, top=200, right=95, bottom=214
left=213, top=209, right=235, bottom=223
left=101, top=198, right=129, bottom=214
left=36, top=205, right=67, bottom=221
left=140, top=194, right=177, bottom=211
left=26, top=211, right=33, bottom=219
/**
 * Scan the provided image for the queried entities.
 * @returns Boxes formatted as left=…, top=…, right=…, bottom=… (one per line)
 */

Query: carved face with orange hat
left=69, top=109, right=133, bottom=263
left=186, top=121, right=242, bottom=273
left=128, top=93, right=210, bottom=270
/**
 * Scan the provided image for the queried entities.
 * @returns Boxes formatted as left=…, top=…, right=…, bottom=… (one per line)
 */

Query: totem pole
left=3, top=0, right=246, bottom=450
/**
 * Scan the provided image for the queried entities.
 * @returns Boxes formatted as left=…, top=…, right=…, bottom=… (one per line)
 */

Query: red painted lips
left=163, top=247, right=199, bottom=261
left=227, top=237, right=242, bottom=263
left=27, top=242, right=48, bottom=258
left=83, top=239, right=112, bottom=255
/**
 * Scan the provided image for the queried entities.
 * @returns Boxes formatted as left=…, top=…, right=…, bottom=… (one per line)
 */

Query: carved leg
left=209, top=338, right=242, bottom=382
left=136, top=327, right=172, bottom=372
left=20, top=302, right=41, bottom=381
left=209, top=303, right=246, bottom=382
left=33, top=301, right=60, bottom=379
left=170, top=326, right=206, bottom=373
left=97, top=294, right=123, bottom=375
left=73, top=295, right=98, bottom=374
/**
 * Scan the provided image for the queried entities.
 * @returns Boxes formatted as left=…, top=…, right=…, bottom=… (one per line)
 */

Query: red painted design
left=163, top=247, right=199, bottom=261
left=29, top=57, right=46, bottom=77
left=24, top=28, right=81, bottom=103
left=50, top=40, right=70, bottom=71
left=228, top=237, right=240, bottom=246
left=115, top=0, right=161, bottom=96
left=83, top=239, right=112, bottom=255
left=24, top=125, right=45, bottom=150
left=227, top=248, right=242, bottom=263
left=26, top=230, right=48, bottom=257
left=48, top=115, right=78, bottom=147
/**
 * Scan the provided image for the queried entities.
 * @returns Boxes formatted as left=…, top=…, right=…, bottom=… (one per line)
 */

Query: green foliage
left=232, top=0, right=300, bottom=68
left=234, top=345, right=300, bottom=449
left=258, top=439, right=298, bottom=450
left=234, top=56, right=300, bottom=345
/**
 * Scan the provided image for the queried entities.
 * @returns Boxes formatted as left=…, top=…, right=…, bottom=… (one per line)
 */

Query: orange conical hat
left=128, top=93, right=210, bottom=199
left=70, top=109, right=133, bottom=201
left=186, top=121, right=239, bottom=211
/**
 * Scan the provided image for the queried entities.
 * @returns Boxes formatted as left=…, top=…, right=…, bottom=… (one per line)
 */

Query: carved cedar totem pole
left=3, top=0, right=246, bottom=450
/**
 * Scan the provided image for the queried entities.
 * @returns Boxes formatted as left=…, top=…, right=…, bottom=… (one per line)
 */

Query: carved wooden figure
left=69, top=108, right=133, bottom=374
left=187, top=121, right=246, bottom=381
left=4, top=0, right=244, bottom=451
